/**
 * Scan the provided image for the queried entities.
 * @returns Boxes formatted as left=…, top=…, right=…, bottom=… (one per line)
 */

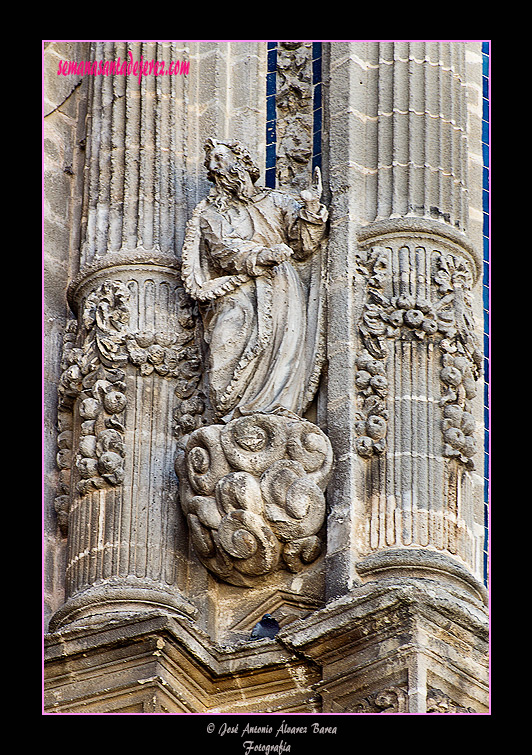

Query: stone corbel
left=176, top=413, right=334, bottom=587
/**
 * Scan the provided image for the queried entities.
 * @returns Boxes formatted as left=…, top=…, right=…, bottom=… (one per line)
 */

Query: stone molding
left=53, top=249, right=202, bottom=630
left=347, top=221, right=484, bottom=582
left=280, top=579, right=489, bottom=714
left=48, top=577, right=198, bottom=633
left=45, top=578, right=489, bottom=713
left=356, top=217, right=481, bottom=278
left=66, top=247, right=181, bottom=311
left=355, top=548, right=488, bottom=605
left=44, top=41, right=488, bottom=714
left=44, top=612, right=321, bottom=713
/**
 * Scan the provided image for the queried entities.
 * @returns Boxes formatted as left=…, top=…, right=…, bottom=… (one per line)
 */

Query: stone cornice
left=277, top=578, right=489, bottom=654
left=44, top=612, right=303, bottom=679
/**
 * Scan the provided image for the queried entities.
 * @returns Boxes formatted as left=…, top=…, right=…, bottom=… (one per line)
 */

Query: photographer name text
left=206, top=719, right=338, bottom=754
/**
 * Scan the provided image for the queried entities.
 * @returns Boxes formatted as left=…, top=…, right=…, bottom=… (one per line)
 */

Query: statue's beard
left=211, top=165, right=253, bottom=210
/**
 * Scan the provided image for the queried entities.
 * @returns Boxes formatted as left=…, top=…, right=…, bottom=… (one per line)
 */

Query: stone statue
left=181, top=138, right=328, bottom=422
left=177, top=139, right=332, bottom=586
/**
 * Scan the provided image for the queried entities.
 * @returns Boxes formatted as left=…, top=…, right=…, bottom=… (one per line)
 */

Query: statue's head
left=204, top=138, right=260, bottom=186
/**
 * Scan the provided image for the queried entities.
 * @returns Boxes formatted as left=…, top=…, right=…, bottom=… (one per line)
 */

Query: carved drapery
left=176, top=134, right=331, bottom=585
left=50, top=42, right=284, bottom=631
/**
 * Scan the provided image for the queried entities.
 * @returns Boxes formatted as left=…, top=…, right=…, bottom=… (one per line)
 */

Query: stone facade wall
left=43, top=41, right=90, bottom=627
left=43, top=40, right=489, bottom=715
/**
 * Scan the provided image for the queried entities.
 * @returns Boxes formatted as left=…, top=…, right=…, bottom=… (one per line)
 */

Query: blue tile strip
left=312, top=42, right=323, bottom=173
left=265, top=42, right=323, bottom=187
left=265, top=42, right=277, bottom=188
left=481, top=41, right=490, bottom=587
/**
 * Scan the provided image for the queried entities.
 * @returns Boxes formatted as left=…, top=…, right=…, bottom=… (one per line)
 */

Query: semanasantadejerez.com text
left=57, top=51, right=190, bottom=83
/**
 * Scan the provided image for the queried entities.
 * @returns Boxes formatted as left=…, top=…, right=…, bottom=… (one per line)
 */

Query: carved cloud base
left=176, top=413, right=334, bottom=587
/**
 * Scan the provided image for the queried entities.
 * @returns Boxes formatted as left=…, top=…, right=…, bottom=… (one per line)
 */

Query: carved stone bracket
left=176, top=413, right=334, bottom=587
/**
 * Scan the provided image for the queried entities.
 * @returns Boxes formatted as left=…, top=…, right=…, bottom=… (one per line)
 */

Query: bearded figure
left=181, top=138, right=328, bottom=422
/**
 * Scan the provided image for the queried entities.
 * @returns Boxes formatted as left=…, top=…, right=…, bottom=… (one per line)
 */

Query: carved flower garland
left=355, top=247, right=482, bottom=467
left=55, top=278, right=206, bottom=534
left=354, top=350, right=388, bottom=458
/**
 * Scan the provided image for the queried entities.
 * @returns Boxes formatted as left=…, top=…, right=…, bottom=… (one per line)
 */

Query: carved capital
left=55, top=277, right=206, bottom=534
left=354, top=243, right=482, bottom=467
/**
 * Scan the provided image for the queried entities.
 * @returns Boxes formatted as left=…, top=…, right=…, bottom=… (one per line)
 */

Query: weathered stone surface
left=180, top=138, right=327, bottom=423
left=280, top=578, right=489, bottom=713
left=43, top=41, right=489, bottom=715
left=44, top=613, right=321, bottom=713
left=44, top=578, right=488, bottom=714
left=177, top=413, right=333, bottom=586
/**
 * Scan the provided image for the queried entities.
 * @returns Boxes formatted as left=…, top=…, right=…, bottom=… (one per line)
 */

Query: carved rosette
left=426, top=688, right=476, bottom=714
left=176, top=413, right=334, bottom=587
left=350, top=686, right=409, bottom=714
left=354, top=244, right=482, bottom=468
left=337, top=685, right=475, bottom=713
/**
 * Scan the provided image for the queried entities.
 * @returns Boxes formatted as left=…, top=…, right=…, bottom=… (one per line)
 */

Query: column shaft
left=324, top=41, right=485, bottom=603
left=51, top=42, right=199, bottom=629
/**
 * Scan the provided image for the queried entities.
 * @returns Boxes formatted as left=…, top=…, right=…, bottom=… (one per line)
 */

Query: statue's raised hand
left=300, top=167, right=323, bottom=213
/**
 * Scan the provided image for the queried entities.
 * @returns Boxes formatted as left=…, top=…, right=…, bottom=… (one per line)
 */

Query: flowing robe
left=183, top=188, right=327, bottom=421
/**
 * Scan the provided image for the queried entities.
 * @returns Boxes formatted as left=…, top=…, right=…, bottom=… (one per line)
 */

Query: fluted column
left=324, top=41, right=486, bottom=605
left=50, top=41, right=199, bottom=629
left=50, top=41, right=271, bottom=632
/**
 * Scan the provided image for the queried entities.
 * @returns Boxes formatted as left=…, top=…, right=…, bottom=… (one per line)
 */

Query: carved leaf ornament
left=355, top=248, right=482, bottom=467
left=55, top=279, right=206, bottom=534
